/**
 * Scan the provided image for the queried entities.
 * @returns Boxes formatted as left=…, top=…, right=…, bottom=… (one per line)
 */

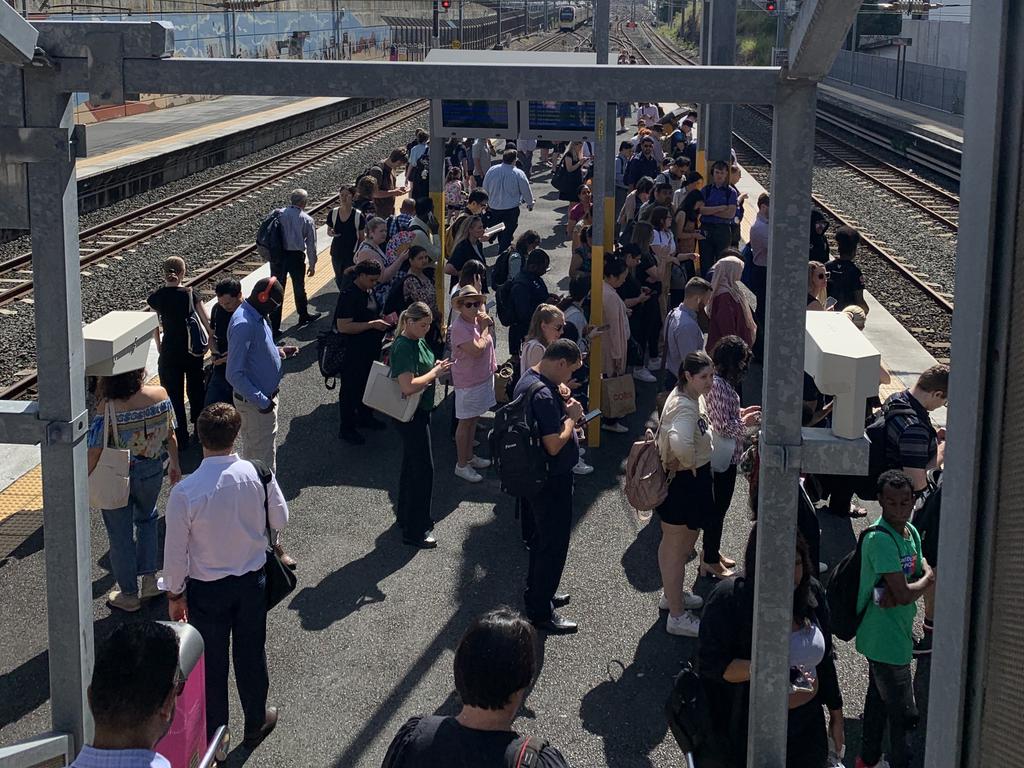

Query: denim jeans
left=862, top=659, right=919, bottom=768
left=100, top=455, right=164, bottom=595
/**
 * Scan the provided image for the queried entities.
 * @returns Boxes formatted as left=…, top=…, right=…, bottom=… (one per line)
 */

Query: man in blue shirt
left=70, top=621, right=178, bottom=768
left=664, top=277, right=712, bottom=390
left=700, top=160, right=739, bottom=277
left=270, top=188, right=322, bottom=337
left=483, top=148, right=535, bottom=253
left=623, top=136, right=660, bottom=189
left=514, top=339, right=584, bottom=635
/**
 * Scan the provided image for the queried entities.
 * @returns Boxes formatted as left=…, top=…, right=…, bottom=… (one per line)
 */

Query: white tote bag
left=88, top=401, right=131, bottom=509
left=709, top=429, right=736, bottom=474
left=362, top=360, right=422, bottom=423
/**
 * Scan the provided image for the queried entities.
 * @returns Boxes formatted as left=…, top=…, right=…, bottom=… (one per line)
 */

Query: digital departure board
left=521, top=101, right=596, bottom=140
left=432, top=99, right=519, bottom=138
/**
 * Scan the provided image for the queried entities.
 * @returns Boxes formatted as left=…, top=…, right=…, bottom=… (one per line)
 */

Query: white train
left=557, top=3, right=591, bottom=32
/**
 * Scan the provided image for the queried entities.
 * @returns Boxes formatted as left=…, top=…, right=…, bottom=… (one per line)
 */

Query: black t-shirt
left=638, top=251, right=661, bottom=296
left=382, top=715, right=568, bottom=768
left=147, top=286, right=200, bottom=361
left=514, top=369, right=579, bottom=475
left=449, top=238, right=488, bottom=292
left=334, top=284, right=382, bottom=353
left=616, top=272, right=642, bottom=302
left=825, top=259, right=864, bottom=311
left=210, top=303, right=235, bottom=359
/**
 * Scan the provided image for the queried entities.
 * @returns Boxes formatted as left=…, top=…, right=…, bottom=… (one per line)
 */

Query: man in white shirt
left=164, top=403, right=289, bottom=754
left=483, top=148, right=535, bottom=253
left=70, top=622, right=178, bottom=768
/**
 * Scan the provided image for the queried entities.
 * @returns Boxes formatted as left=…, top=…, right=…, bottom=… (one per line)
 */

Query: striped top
left=87, top=399, right=176, bottom=460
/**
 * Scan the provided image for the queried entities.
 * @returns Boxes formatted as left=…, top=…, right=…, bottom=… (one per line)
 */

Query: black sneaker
left=913, top=631, right=933, bottom=657
left=297, top=312, right=322, bottom=327
left=338, top=428, right=366, bottom=445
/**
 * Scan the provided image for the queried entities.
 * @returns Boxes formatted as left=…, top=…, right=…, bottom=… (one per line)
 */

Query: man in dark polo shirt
left=826, top=225, right=869, bottom=314
left=514, top=339, right=584, bottom=635
left=700, top=160, right=739, bottom=277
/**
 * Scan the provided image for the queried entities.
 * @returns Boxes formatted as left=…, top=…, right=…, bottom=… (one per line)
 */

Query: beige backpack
left=624, top=426, right=669, bottom=512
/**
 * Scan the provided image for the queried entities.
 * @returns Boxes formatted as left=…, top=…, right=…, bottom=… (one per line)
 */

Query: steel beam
left=22, top=65, right=94, bottom=751
left=32, top=19, right=173, bottom=58
left=704, top=0, right=736, bottom=167
left=748, top=77, right=817, bottom=768
left=116, top=58, right=779, bottom=105
left=0, top=0, right=38, bottom=66
left=594, top=0, right=610, bottom=64
left=786, top=0, right=861, bottom=80
left=925, top=1, right=1024, bottom=766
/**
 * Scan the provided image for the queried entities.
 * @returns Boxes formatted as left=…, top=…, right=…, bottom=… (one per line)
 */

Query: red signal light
left=766, top=1, right=776, bottom=10
left=441, top=0, right=450, bottom=8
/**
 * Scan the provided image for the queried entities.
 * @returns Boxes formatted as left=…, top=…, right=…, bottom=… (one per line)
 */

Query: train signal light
left=441, top=0, right=450, bottom=9
left=765, top=1, right=777, bottom=12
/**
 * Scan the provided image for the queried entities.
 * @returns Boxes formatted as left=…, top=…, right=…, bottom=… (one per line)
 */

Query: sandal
left=847, top=504, right=868, bottom=518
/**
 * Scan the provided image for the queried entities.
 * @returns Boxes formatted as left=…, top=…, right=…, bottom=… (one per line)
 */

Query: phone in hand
left=790, top=666, right=815, bottom=693
left=581, top=409, right=602, bottom=424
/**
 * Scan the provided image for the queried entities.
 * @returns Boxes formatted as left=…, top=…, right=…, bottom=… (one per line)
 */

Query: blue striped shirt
left=70, top=746, right=170, bottom=768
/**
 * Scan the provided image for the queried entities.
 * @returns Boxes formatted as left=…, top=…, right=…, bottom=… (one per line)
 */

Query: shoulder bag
left=250, top=460, right=297, bottom=610
left=363, top=360, right=422, bottom=422
left=88, top=401, right=131, bottom=509
left=186, top=288, right=209, bottom=358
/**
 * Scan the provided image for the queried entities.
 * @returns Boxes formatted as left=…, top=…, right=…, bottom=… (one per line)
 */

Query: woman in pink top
left=450, top=285, right=498, bottom=483
left=706, top=252, right=756, bottom=355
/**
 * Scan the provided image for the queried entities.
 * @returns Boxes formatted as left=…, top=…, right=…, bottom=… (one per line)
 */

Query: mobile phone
left=582, top=409, right=602, bottom=424
left=789, top=666, right=815, bottom=693
left=825, top=296, right=838, bottom=310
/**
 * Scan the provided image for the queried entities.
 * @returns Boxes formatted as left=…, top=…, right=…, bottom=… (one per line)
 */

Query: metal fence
left=826, top=47, right=967, bottom=115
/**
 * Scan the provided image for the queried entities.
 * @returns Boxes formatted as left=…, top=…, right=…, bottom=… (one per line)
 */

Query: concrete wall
left=900, top=17, right=970, bottom=70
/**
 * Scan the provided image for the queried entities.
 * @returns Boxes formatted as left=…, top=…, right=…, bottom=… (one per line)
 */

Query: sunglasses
left=814, top=273, right=826, bottom=280
left=462, top=301, right=483, bottom=308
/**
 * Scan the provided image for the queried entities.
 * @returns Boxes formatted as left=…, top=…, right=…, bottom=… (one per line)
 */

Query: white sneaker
left=454, top=464, right=483, bottom=483
left=469, top=455, right=492, bottom=469
left=647, top=357, right=662, bottom=371
left=819, top=561, right=829, bottom=574
left=572, top=458, right=594, bottom=475
left=659, top=591, right=704, bottom=611
left=666, top=611, right=701, bottom=637
left=633, top=367, right=657, bottom=383
left=579, top=446, right=586, bottom=457
left=601, top=421, right=629, bottom=434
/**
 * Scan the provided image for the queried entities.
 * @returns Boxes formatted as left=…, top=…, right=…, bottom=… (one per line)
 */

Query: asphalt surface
left=0, top=129, right=933, bottom=767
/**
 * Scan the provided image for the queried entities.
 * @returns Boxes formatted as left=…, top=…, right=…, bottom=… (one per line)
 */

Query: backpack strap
left=505, top=735, right=549, bottom=768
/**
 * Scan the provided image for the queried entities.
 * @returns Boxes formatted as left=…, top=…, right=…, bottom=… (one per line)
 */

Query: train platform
left=0, top=127, right=940, bottom=765
left=74, top=95, right=386, bottom=214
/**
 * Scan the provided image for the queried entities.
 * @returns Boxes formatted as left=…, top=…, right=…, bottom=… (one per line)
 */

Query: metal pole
left=428, top=113, right=446, bottom=320
left=459, top=0, right=464, bottom=41
left=497, top=0, right=501, bottom=46
left=595, top=0, right=609, bottom=62
left=22, top=66, right=95, bottom=753
left=774, top=6, right=784, bottom=52
left=747, top=78, right=818, bottom=768
left=697, top=0, right=711, bottom=170
left=704, top=0, right=735, bottom=172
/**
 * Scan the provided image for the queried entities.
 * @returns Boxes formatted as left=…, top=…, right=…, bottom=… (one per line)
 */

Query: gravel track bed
left=0, top=100, right=422, bottom=389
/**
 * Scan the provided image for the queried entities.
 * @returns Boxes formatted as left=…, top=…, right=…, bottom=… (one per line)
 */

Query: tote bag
left=362, top=360, right=422, bottom=422
left=709, top=429, right=736, bottom=473
left=88, top=401, right=131, bottom=509
left=601, top=374, right=637, bottom=419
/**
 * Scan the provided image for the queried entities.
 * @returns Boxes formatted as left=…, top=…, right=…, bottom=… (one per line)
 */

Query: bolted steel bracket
left=45, top=410, right=90, bottom=446
left=0, top=125, right=84, bottom=163
left=758, top=439, right=802, bottom=472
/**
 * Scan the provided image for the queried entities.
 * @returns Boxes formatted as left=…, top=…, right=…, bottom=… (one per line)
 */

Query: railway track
left=630, top=22, right=953, bottom=353
left=0, top=100, right=429, bottom=311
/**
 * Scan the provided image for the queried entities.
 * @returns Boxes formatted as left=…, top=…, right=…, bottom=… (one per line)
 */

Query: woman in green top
left=390, top=302, right=452, bottom=549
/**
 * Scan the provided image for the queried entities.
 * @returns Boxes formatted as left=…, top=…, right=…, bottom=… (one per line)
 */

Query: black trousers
left=522, top=472, right=573, bottom=621
left=629, top=295, right=663, bottom=359
left=702, top=223, right=733, bottom=278
left=269, top=250, right=310, bottom=333
left=785, top=700, right=828, bottom=768
left=706, top=464, right=737, bottom=565
left=394, top=408, right=434, bottom=538
left=158, top=354, right=206, bottom=437
left=338, top=348, right=376, bottom=431
left=187, top=569, right=269, bottom=742
left=862, top=660, right=918, bottom=768
left=487, top=206, right=520, bottom=254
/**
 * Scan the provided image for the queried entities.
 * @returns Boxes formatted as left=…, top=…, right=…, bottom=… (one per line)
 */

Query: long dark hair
left=679, top=189, right=704, bottom=221
left=743, top=524, right=817, bottom=626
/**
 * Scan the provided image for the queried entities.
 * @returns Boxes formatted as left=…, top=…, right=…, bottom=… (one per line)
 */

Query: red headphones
left=258, top=275, right=278, bottom=303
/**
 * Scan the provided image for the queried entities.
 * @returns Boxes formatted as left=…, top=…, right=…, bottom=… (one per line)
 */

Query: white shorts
left=455, top=379, right=497, bottom=420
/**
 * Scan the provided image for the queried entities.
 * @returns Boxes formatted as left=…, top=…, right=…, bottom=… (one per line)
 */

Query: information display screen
left=526, top=101, right=595, bottom=133
left=440, top=100, right=511, bottom=130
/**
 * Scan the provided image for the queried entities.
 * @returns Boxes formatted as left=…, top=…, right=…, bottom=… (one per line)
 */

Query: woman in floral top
left=704, top=335, right=760, bottom=579
left=87, top=368, right=180, bottom=613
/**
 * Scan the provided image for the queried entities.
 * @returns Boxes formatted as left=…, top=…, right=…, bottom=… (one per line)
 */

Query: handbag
left=186, top=288, right=209, bottom=358
left=551, top=159, right=568, bottom=191
left=494, top=359, right=514, bottom=405
left=88, top=401, right=131, bottom=509
left=362, top=360, right=422, bottom=422
left=317, top=330, right=347, bottom=389
left=250, top=460, right=297, bottom=611
left=710, top=429, right=737, bottom=473
left=601, top=373, right=637, bottom=419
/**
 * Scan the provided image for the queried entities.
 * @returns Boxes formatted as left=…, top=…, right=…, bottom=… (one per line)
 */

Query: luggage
left=624, top=428, right=668, bottom=512
left=362, top=360, right=423, bottom=422
left=601, top=373, right=637, bottom=419
left=489, top=381, right=548, bottom=498
left=825, top=524, right=898, bottom=641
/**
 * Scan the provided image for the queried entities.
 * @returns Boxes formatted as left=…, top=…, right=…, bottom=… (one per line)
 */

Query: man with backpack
left=504, top=249, right=551, bottom=357
left=363, top=148, right=409, bottom=219
left=267, top=189, right=322, bottom=337
left=854, top=470, right=934, bottom=768
left=381, top=608, right=569, bottom=766
left=512, top=340, right=584, bottom=635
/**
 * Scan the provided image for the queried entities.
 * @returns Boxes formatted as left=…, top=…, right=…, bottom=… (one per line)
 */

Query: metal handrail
left=0, top=733, right=73, bottom=768
left=197, top=726, right=229, bottom=768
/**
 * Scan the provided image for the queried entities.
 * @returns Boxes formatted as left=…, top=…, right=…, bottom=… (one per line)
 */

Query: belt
left=234, top=389, right=279, bottom=405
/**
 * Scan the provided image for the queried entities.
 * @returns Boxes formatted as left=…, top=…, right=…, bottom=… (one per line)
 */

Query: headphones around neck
left=257, top=276, right=278, bottom=304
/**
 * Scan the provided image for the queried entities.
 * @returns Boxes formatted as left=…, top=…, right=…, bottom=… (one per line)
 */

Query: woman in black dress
left=327, top=185, right=364, bottom=290
left=556, top=141, right=585, bottom=202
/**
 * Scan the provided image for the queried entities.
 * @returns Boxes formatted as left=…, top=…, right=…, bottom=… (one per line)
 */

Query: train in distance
left=558, top=3, right=592, bottom=31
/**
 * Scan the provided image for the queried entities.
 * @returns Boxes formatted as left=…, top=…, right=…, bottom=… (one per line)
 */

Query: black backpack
left=382, top=273, right=413, bottom=316
left=505, top=736, right=549, bottom=767
left=489, top=380, right=549, bottom=498
left=316, top=330, right=347, bottom=390
left=495, top=278, right=517, bottom=327
left=664, top=660, right=715, bottom=759
left=862, top=397, right=918, bottom=500
left=825, top=524, right=899, bottom=642
left=255, top=209, right=284, bottom=258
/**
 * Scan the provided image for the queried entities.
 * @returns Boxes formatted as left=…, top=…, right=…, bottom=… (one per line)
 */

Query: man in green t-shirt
left=855, top=470, right=935, bottom=768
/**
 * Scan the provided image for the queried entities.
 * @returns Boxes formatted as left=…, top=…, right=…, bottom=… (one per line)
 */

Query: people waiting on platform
left=204, top=278, right=243, bottom=408
left=269, top=188, right=322, bottom=336
left=705, top=253, right=756, bottom=356
left=807, top=261, right=829, bottom=311
left=363, top=147, right=409, bottom=219
left=507, top=248, right=553, bottom=358
left=664, top=277, right=712, bottom=391
left=327, top=185, right=364, bottom=290
left=700, top=161, right=739, bottom=276
left=450, top=286, right=497, bottom=484
left=88, top=368, right=180, bottom=613
left=827, top=225, right=869, bottom=315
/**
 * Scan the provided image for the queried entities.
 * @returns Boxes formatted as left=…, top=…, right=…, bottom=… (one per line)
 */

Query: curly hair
left=97, top=369, right=146, bottom=402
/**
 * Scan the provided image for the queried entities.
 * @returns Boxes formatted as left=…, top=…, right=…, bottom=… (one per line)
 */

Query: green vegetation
left=655, top=4, right=785, bottom=66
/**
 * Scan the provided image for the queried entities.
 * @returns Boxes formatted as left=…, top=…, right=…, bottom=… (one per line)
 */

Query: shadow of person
left=287, top=526, right=417, bottom=631
left=579, top=622, right=696, bottom=768
left=620, top=516, right=664, bottom=593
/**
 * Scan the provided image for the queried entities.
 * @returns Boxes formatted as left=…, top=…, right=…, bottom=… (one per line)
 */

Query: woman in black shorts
left=656, top=350, right=715, bottom=638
